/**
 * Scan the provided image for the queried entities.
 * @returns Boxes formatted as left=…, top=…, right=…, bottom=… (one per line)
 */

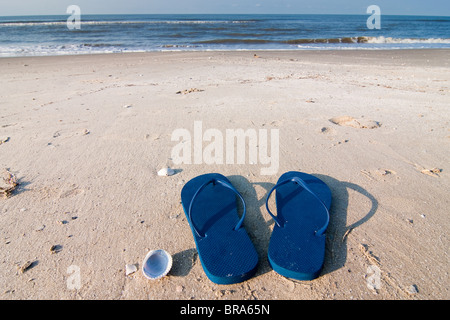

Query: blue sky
left=0, top=0, right=449, bottom=16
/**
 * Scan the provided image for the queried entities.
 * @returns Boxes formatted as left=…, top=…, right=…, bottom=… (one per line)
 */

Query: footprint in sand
left=329, top=116, right=381, bottom=129
left=360, top=169, right=397, bottom=181
left=59, top=186, right=84, bottom=198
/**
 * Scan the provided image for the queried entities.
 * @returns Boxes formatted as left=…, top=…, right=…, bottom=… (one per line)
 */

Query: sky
left=0, top=0, right=449, bottom=16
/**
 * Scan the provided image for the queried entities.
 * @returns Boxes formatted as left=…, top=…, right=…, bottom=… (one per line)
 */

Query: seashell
left=19, top=260, right=35, bottom=274
left=142, top=249, right=172, bottom=280
left=0, top=136, right=10, bottom=145
left=157, top=167, right=175, bottom=176
left=125, top=263, right=138, bottom=276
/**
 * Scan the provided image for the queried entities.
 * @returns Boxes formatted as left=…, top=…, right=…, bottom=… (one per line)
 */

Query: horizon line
left=0, top=12, right=449, bottom=17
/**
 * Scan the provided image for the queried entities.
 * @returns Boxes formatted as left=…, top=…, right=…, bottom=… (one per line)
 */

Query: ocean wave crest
left=362, top=36, right=450, bottom=44
left=0, top=20, right=256, bottom=27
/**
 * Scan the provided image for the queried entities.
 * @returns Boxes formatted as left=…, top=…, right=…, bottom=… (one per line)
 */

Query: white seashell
left=125, top=264, right=138, bottom=276
left=157, top=167, right=175, bottom=176
left=142, top=249, right=172, bottom=280
left=35, top=225, right=45, bottom=232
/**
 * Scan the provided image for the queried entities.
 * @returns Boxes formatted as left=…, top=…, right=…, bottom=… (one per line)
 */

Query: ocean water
left=0, top=14, right=449, bottom=57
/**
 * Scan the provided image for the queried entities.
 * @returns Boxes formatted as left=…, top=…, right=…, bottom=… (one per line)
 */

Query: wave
left=194, top=39, right=273, bottom=44
left=362, top=36, right=450, bottom=44
left=1, top=36, right=449, bottom=58
left=0, top=20, right=256, bottom=27
left=194, top=36, right=450, bottom=46
left=416, top=19, right=450, bottom=22
left=288, top=36, right=450, bottom=44
left=80, top=43, right=123, bottom=48
left=286, top=37, right=366, bottom=44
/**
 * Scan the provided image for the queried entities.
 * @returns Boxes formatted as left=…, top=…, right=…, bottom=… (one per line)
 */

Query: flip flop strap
left=188, top=178, right=247, bottom=238
left=265, top=176, right=330, bottom=236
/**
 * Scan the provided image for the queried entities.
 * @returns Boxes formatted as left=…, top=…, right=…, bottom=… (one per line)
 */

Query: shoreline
left=0, top=48, right=448, bottom=300
left=1, top=48, right=449, bottom=67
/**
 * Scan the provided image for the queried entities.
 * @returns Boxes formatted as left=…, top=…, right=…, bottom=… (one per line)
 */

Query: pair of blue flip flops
left=181, top=171, right=331, bottom=285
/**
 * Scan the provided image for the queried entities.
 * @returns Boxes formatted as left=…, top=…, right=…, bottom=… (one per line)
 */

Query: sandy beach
left=0, top=49, right=448, bottom=300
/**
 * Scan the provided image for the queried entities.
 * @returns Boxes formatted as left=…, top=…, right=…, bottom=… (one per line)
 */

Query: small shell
left=142, top=249, right=172, bottom=280
left=125, top=264, right=138, bottom=276
left=19, top=261, right=34, bottom=274
left=157, top=167, right=175, bottom=176
left=0, top=136, right=10, bottom=145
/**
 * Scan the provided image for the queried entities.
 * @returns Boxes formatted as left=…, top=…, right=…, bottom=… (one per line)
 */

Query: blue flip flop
left=181, top=173, right=259, bottom=284
left=265, top=171, right=331, bottom=280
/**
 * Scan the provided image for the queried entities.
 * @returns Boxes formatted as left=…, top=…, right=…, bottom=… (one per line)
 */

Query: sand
left=0, top=50, right=448, bottom=300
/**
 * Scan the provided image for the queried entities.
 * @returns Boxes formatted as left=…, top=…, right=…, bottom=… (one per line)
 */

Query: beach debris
left=176, top=88, right=204, bottom=95
left=158, top=167, right=175, bottom=177
left=18, top=261, right=35, bottom=274
left=407, top=284, right=419, bottom=295
left=49, top=245, right=62, bottom=254
left=420, top=168, right=442, bottom=177
left=125, top=264, right=138, bottom=276
left=333, top=139, right=349, bottom=146
left=0, top=169, right=18, bottom=199
left=176, top=285, right=184, bottom=293
left=35, top=225, right=46, bottom=232
left=359, top=244, right=381, bottom=267
left=82, top=129, right=90, bottom=135
left=320, top=127, right=332, bottom=134
left=376, top=169, right=395, bottom=176
left=142, top=249, right=173, bottom=280
left=169, top=212, right=180, bottom=220
left=329, top=116, right=381, bottom=129
left=342, top=227, right=355, bottom=242
left=123, top=104, right=132, bottom=108
left=0, top=136, right=10, bottom=145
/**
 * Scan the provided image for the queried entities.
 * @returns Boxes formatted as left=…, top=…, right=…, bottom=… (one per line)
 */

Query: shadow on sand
left=229, top=174, right=378, bottom=279
left=172, top=173, right=378, bottom=280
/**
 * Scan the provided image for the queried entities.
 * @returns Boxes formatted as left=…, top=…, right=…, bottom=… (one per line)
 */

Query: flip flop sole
left=267, top=171, right=331, bottom=280
left=181, top=173, right=258, bottom=284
